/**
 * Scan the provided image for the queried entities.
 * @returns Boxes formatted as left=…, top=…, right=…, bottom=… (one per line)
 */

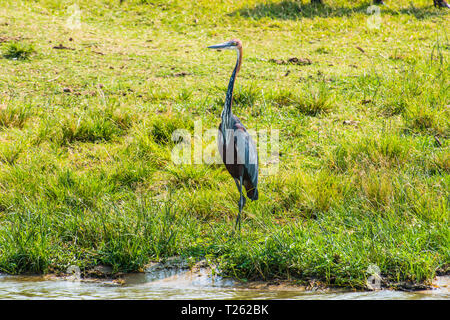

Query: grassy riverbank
left=0, top=0, right=448, bottom=289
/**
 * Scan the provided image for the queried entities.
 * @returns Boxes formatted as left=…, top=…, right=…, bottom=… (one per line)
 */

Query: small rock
left=288, top=57, right=312, bottom=65
left=93, top=265, right=113, bottom=275
left=269, top=59, right=284, bottom=64
left=343, top=120, right=359, bottom=127
left=269, top=57, right=312, bottom=65
left=173, top=72, right=190, bottom=77
left=53, top=44, right=75, bottom=50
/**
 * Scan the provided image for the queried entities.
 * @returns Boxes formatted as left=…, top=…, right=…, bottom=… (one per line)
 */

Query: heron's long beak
left=207, top=41, right=233, bottom=50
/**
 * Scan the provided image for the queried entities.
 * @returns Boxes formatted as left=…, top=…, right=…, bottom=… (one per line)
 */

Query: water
left=0, top=269, right=448, bottom=300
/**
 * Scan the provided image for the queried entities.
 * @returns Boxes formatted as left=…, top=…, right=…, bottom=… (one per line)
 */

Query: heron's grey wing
left=244, top=133, right=258, bottom=188
left=233, top=123, right=258, bottom=189
left=218, top=124, right=235, bottom=165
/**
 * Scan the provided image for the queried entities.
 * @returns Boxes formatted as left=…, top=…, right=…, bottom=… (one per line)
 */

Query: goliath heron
left=207, top=39, right=259, bottom=230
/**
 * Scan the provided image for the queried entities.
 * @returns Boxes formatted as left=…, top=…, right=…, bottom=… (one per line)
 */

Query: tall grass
left=2, top=41, right=34, bottom=60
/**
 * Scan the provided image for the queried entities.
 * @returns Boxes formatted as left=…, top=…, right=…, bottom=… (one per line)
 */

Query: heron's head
left=208, top=39, right=243, bottom=73
left=207, top=39, right=242, bottom=51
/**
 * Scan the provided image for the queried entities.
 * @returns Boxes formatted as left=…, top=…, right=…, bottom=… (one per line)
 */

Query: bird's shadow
left=230, top=1, right=447, bottom=20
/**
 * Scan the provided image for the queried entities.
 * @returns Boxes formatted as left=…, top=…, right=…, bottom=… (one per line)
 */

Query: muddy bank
left=52, top=257, right=449, bottom=294
left=1, top=258, right=448, bottom=299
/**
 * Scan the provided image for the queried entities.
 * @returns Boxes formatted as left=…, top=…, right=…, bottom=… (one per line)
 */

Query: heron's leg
left=234, top=178, right=240, bottom=190
left=234, top=179, right=246, bottom=208
left=235, top=175, right=245, bottom=231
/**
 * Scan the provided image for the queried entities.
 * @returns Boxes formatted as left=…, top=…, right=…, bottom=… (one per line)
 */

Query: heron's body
left=208, top=38, right=258, bottom=229
left=218, top=114, right=259, bottom=201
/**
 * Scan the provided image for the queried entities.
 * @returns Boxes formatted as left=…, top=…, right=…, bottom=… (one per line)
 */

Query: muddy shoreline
left=19, top=258, right=449, bottom=295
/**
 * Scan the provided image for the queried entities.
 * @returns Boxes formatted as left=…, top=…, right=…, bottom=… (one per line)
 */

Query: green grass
left=1, top=41, right=35, bottom=60
left=0, top=0, right=448, bottom=289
